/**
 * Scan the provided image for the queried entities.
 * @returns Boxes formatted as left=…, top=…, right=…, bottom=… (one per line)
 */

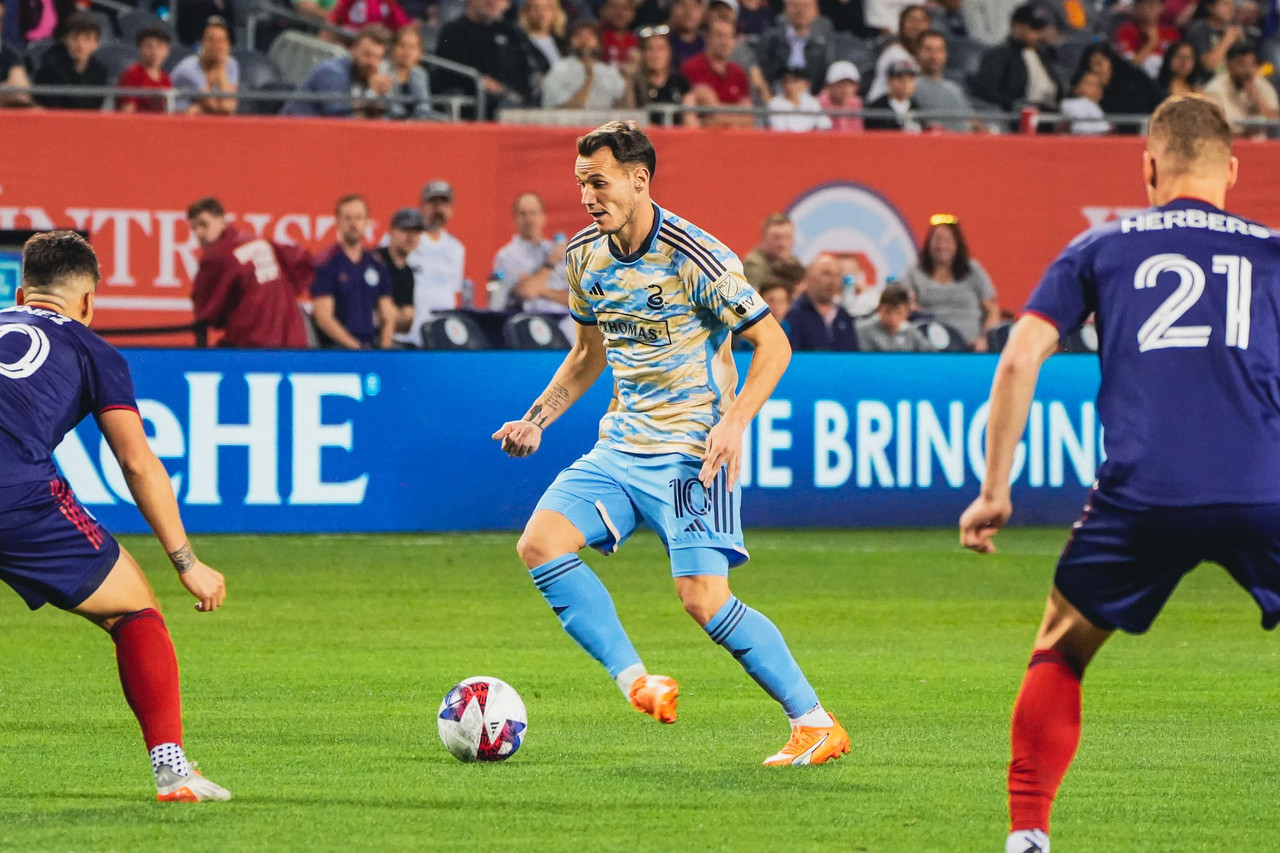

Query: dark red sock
left=110, top=609, right=183, bottom=749
left=1008, top=649, right=1083, bottom=833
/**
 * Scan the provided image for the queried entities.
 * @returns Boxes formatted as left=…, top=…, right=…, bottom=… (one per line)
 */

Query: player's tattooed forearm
left=169, top=542, right=196, bottom=575
left=525, top=384, right=572, bottom=427
left=525, top=404, right=547, bottom=427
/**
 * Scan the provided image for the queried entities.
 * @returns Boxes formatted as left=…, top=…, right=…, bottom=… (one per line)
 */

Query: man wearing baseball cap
left=397, top=180, right=466, bottom=346
left=376, top=207, right=425, bottom=341
left=865, top=58, right=922, bottom=131
left=972, top=2, right=1063, bottom=112
left=817, top=60, right=864, bottom=132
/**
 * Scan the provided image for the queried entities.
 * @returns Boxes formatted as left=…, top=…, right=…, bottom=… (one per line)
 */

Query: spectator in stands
left=376, top=207, right=424, bottom=340
left=1058, top=69, right=1111, bottom=134
left=903, top=214, right=998, bottom=351
left=543, top=21, right=627, bottom=108
left=435, top=0, right=537, bottom=118
left=738, top=0, right=778, bottom=35
left=927, top=0, right=968, bottom=38
left=667, top=0, right=706, bottom=68
left=972, top=3, right=1060, bottom=112
left=742, top=213, right=802, bottom=288
left=866, top=3, right=930, bottom=103
left=865, top=58, right=922, bottom=130
left=1204, top=42, right=1279, bottom=139
left=1157, top=40, right=1206, bottom=97
left=1186, top=0, right=1249, bottom=76
left=32, top=11, right=106, bottom=110
left=491, top=192, right=570, bottom=316
left=177, top=0, right=236, bottom=47
left=284, top=24, right=394, bottom=117
left=171, top=17, right=238, bottom=114
left=1076, top=42, right=1161, bottom=133
left=312, top=195, right=397, bottom=350
left=0, top=0, right=34, bottom=108
left=769, top=64, right=834, bottom=130
left=187, top=196, right=313, bottom=349
left=681, top=16, right=753, bottom=127
left=520, top=0, right=567, bottom=74
left=785, top=253, right=858, bottom=351
left=623, top=26, right=690, bottom=124
left=758, top=279, right=793, bottom=329
left=384, top=24, right=435, bottom=118
left=913, top=29, right=977, bottom=132
left=820, top=0, right=875, bottom=37
left=599, top=0, right=639, bottom=66
left=817, top=60, right=864, bottom=131
left=117, top=25, right=173, bottom=114
left=329, top=0, right=411, bottom=31
left=865, top=0, right=915, bottom=33
left=758, top=0, right=835, bottom=94
left=633, top=0, right=671, bottom=27
left=13, top=0, right=58, bottom=43
left=857, top=283, right=934, bottom=351
left=1114, top=0, right=1181, bottom=78
left=398, top=180, right=466, bottom=346
left=295, top=0, right=340, bottom=26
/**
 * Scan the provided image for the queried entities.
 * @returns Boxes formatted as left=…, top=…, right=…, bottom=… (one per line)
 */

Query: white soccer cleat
left=1005, top=828, right=1049, bottom=853
left=156, top=765, right=231, bottom=802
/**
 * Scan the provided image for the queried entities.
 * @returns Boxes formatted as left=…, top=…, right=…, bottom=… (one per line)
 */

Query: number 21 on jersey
left=1135, top=253, right=1252, bottom=352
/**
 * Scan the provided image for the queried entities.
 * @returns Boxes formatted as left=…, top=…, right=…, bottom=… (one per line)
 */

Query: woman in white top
left=903, top=214, right=1001, bottom=351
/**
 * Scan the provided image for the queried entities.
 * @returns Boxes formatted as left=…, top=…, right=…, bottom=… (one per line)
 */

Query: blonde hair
left=520, top=0, right=567, bottom=39
left=1148, top=94, right=1232, bottom=169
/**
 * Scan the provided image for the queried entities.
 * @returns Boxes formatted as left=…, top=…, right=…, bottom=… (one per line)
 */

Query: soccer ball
left=437, top=676, right=528, bottom=762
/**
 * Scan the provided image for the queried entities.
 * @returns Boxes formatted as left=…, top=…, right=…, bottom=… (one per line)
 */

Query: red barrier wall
left=4, top=112, right=1279, bottom=339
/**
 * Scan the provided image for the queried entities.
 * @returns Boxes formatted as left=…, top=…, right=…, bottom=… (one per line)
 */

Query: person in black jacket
left=33, top=10, right=107, bottom=110
left=1075, top=42, right=1163, bottom=134
left=435, top=0, right=537, bottom=119
left=865, top=58, right=922, bottom=130
left=757, top=0, right=836, bottom=94
left=971, top=3, right=1062, bottom=112
left=785, top=254, right=859, bottom=351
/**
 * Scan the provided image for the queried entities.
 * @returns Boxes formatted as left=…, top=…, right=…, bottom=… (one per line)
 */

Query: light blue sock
left=704, top=596, right=822, bottom=719
left=530, top=555, right=642, bottom=680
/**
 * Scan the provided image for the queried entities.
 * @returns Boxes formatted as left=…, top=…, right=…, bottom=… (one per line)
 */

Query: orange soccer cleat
left=762, top=714, right=850, bottom=766
left=627, top=674, right=679, bottom=723
left=155, top=766, right=231, bottom=802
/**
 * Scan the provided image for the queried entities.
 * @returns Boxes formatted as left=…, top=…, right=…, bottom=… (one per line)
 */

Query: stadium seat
left=502, top=313, right=570, bottom=350
left=163, top=42, right=194, bottom=72
left=832, top=31, right=875, bottom=80
left=118, top=8, right=169, bottom=46
left=913, top=318, right=970, bottom=352
left=95, top=41, right=137, bottom=82
left=985, top=321, right=1013, bottom=353
left=234, top=47, right=284, bottom=88
left=267, top=30, right=345, bottom=86
left=1055, top=33, right=1100, bottom=80
left=421, top=312, right=493, bottom=350
left=1063, top=323, right=1099, bottom=354
left=945, top=36, right=986, bottom=83
left=23, top=39, right=53, bottom=73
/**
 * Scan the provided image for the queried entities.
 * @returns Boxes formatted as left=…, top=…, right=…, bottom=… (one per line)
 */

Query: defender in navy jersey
left=0, top=232, right=230, bottom=802
left=960, top=97, right=1280, bottom=853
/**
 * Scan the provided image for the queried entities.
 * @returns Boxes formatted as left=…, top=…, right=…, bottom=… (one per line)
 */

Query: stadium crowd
left=1, top=0, right=1278, bottom=134
left=180, top=183, right=1012, bottom=353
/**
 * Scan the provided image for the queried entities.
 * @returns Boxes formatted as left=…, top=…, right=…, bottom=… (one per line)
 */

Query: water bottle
left=486, top=270, right=506, bottom=311
left=842, top=273, right=857, bottom=313
left=460, top=278, right=474, bottom=308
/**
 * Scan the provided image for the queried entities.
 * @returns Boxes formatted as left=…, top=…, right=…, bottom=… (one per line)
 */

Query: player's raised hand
left=700, top=419, right=743, bottom=488
left=959, top=493, right=1013, bottom=554
left=178, top=561, right=227, bottom=612
left=493, top=420, right=543, bottom=458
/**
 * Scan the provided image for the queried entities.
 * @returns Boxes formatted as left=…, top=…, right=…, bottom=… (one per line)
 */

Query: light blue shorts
left=534, top=444, right=749, bottom=577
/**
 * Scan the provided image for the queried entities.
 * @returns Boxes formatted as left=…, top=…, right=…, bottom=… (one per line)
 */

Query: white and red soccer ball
left=437, top=676, right=528, bottom=762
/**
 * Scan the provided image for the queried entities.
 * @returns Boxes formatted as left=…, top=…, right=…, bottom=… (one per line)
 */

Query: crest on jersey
left=787, top=182, right=917, bottom=286
left=0, top=323, right=51, bottom=379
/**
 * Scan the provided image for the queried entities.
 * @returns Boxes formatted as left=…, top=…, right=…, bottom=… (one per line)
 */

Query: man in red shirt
left=1113, top=0, right=1182, bottom=78
left=186, top=197, right=314, bottom=349
left=328, top=0, right=411, bottom=31
left=117, top=26, right=173, bottom=113
left=680, top=17, right=753, bottom=127
left=599, top=0, right=638, bottom=67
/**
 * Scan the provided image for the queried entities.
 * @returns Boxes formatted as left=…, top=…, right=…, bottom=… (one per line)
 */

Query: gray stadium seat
left=986, top=321, right=1013, bottom=353
left=163, top=42, right=193, bottom=72
left=1063, top=324, right=1099, bottom=354
left=832, top=31, right=876, bottom=80
left=945, top=35, right=986, bottom=82
left=267, top=30, right=345, bottom=86
left=421, top=312, right=493, bottom=350
left=503, top=313, right=570, bottom=350
left=24, top=39, right=53, bottom=73
left=95, top=41, right=138, bottom=81
left=119, top=9, right=170, bottom=45
left=913, top=318, right=970, bottom=352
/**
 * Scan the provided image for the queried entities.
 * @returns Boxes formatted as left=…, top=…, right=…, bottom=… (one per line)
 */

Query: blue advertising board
left=57, top=351, right=1102, bottom=534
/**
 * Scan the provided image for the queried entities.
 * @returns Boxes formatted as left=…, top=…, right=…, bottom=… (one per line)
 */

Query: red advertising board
left=3, top=111, right=1279, bottom=342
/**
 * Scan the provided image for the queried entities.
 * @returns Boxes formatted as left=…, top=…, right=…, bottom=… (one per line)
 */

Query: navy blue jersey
left=0, top=306, right=137, bottom=487
left=1025, top=197, right=1280, bottom=507
left=311, top=245, right=392, bottom=346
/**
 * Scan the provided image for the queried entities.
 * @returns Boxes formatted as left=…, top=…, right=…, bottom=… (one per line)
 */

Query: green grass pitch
left=1, top=529, right=1278, bottom=852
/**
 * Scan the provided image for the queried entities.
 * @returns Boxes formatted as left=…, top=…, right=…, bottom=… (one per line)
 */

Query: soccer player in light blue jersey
left=493, top=121, right=848, bottom=766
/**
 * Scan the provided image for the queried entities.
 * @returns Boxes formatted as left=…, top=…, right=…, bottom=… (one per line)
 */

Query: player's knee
left=680, top=595, right=719, bottom=625
left=516, top=530, right=566, bottom=569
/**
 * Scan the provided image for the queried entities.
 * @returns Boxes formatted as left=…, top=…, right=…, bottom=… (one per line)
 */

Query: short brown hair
left=186, top=196, right=225, bottom=220
left=63, top=10, right=101, bottom=38
left=336, top=193, right=369, bottom=215
left=22, top=231, right=99, bottom=294
left=761, top=212, right=792, bottom=234
left=1148, top=95, right=1232, bottom=165
left=879, top=282, right=912, bottom=309
left=577, top=121, right=657, bottom=177
left=757, top=278, right=792, bottom=298
left=354, top=23, right=392, bottom=49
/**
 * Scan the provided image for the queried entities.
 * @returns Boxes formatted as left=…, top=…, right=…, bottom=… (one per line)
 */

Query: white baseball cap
left=825, top=60, right=861, bottom=85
